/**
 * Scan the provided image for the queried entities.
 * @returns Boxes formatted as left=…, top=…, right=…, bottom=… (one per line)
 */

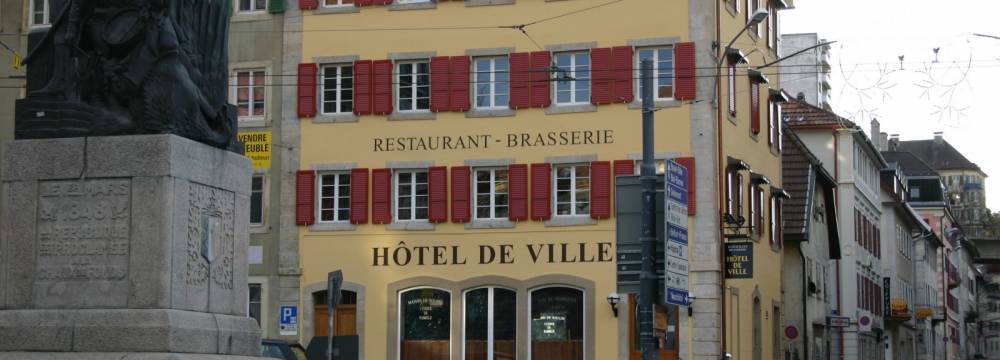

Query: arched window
left=529, top=286, right=584, bottom=360
left=399, top=287, right=451, bottom=360
left=464, top=287, right=517, bottom=360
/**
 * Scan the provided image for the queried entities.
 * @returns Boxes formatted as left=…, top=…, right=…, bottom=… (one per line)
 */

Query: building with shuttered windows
left=290, top=0, right=792, bottom=359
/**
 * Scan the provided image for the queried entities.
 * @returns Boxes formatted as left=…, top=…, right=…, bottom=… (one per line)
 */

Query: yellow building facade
left=291, top=0, right=792, bottom=359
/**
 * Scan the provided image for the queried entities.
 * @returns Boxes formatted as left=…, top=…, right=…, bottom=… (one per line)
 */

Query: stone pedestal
left=0, top=135, right=263, bottom=359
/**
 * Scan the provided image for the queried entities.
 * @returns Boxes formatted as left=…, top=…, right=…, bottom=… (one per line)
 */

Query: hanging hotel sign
left=238, top=131, right=272, bottom=169
left=724, top=242, right=753, bottom=279
left=664, top=160, right=690, bottom=306
left=371, top=130, right=615, bottom=152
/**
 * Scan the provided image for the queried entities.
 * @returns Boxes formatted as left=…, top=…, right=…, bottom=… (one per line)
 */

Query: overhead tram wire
left=228, top=0, right=627, bottom=34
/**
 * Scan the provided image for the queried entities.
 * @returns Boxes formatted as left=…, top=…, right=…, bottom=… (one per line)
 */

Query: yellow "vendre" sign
left=238, top=131, right=271, bottom=169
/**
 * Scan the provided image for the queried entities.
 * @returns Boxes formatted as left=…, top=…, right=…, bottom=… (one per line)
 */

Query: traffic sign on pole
left=664, top=160, right=689, bottom=307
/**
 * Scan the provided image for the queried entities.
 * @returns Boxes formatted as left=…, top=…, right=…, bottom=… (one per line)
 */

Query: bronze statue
left=17, top=0, right=240, bottom=152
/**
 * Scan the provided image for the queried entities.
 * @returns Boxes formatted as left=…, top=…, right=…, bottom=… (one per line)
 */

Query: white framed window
left=554, top=52, right=590, bottom=105
left=399, top=287, right=451, bottom=360
left=463, top=287, right=517, bottom=360
left=248, top=283, right=262, bottom=325
left=317, top=172, right=351, bottom=223
left=396, top=170, right=429, bottom=221
left=237, top=0, right=267, bottom=12
left=554, top=164, right=591, bottom=216
left=474, top=57, right=510, bottom=110
left=321, top=64, right=354, bottom=115
left=474, top=168, right=509, bottom=220
left=528, top=286, right=584, bottom=360
left=397, top=61, right=430, bottom=112
left=727, top=62, right=737, bottom=116
left=30, top=0, right=50, bottom=27
left=250, top=175, right=265, bottom=226
left=234, top=69, right=266, bottom=122
left=636, top=47, right=675, bottom=100
left=324, top=0, right=354, bottom=6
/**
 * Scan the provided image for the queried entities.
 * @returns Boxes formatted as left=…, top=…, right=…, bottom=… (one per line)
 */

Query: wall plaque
left=36, top=179, right=131, bottom=283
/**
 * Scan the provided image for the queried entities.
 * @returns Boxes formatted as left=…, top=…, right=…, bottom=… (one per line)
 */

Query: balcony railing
left=947, top=262, right=961, bottom=289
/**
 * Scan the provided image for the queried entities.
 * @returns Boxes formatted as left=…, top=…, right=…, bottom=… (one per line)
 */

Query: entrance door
left=313, top=290, right=358, bottom=337
left=628, top=294, right=679, bottom=360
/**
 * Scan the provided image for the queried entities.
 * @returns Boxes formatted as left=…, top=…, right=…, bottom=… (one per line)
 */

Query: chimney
left=880, top=132, right=889, bottom=151
left=934, top=131, right=944, bottom=144
left=870, top=119, right=881, bottom=150
left=889, top=134, right=900, bottom=150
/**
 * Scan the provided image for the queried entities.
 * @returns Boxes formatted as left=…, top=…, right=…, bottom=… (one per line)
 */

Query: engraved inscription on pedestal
left=35, top=179, right=131, bottom=307
left=186, top=183, right=235, bottom=290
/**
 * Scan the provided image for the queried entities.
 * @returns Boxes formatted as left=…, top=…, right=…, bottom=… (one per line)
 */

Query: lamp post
left=711, top=8, right=769, bottom=108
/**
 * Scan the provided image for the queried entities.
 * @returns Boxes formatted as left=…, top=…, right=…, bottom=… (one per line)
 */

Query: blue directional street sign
left=664, top=160, right=690, bottom=306
left=668, top=223, right=689, bottom=245
left=666, top=288, right=689, bottom=306
left=667, top=161, right=688, bottom=189
left=667, top=183, right=688, bottom=205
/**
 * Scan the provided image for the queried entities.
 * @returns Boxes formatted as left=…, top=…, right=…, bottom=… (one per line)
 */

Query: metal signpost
left=327, top=270, right=344, bottom=360
left=664, top=160, right=690, bottom=307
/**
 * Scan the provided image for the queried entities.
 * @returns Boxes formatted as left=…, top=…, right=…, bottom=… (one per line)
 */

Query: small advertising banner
left=890, top=298, right=912, bottom=320
left=915, top=308, right=935, bottom=318
left=238, top=131, right=272, bottom=169
left=724, top=242, right=753, bottom=279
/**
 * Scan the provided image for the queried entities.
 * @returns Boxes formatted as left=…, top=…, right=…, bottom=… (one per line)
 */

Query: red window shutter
left=590, top=161, right=611, bottom=219
left=508, top=164, right=529, bottom=221
left=449, top=56, right=471, bottom=112
left=353, top=60, right=373, bottom=115
left=300, top=0, right=318, bottom=9
left=674, top=42, right=696, bottom=101
left=529, top=51, right=551, bottom=108
left=297, top=63, right=318, bottom=118
left=350, top=168, right=369, bottom=224
left=428, top=166, right=448, bottom=223
left=372, top=60, right=393, bottom=115
left=371, top=168, right=392, bottom=224
left=611, top=46, right=634, bottom=103
left=451, top=166, right=471, bottom=223
left=530, top=163, right=552, bottom=221
left=590, top=48, right=612, bottom=105
left=674, top=157, right=696, bottom=215
left=509, top=53, right=531, bottom=109
left=295, top=170, right=316, bottom=225
left=750, top=82, right=761, bottom=135
left=613, top=159, right=635, bottom=177
left=430, top=56, right=451, bottom=112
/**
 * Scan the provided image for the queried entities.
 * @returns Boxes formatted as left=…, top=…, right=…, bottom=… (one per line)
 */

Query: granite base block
left=0, top=352, right=267, bottom=360
left=0, top=307, right=260, bottom=355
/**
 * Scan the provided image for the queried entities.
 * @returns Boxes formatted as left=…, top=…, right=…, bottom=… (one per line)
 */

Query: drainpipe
left=832, top=129, right=843, bottom=357
left=715, top=0, right=727, bottom=358
left=800, top=244, right=810, bottom=360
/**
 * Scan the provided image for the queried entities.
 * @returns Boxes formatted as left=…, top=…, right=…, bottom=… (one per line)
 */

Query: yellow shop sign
left=915, top=308, right=934, bottom=318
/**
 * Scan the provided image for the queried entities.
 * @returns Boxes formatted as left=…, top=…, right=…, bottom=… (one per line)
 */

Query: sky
left=780, top=0, right=1000, bottom=210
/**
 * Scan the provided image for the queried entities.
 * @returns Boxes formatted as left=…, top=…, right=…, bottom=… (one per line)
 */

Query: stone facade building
left=778, top=33, right=832, bottom=110
left=780, top=125, right=841, bottom=360
left=785, top=99, right=888, bottom=360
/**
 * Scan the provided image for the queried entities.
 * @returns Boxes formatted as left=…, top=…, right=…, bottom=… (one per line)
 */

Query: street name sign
left=664, top=160, right=689, bottom=306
